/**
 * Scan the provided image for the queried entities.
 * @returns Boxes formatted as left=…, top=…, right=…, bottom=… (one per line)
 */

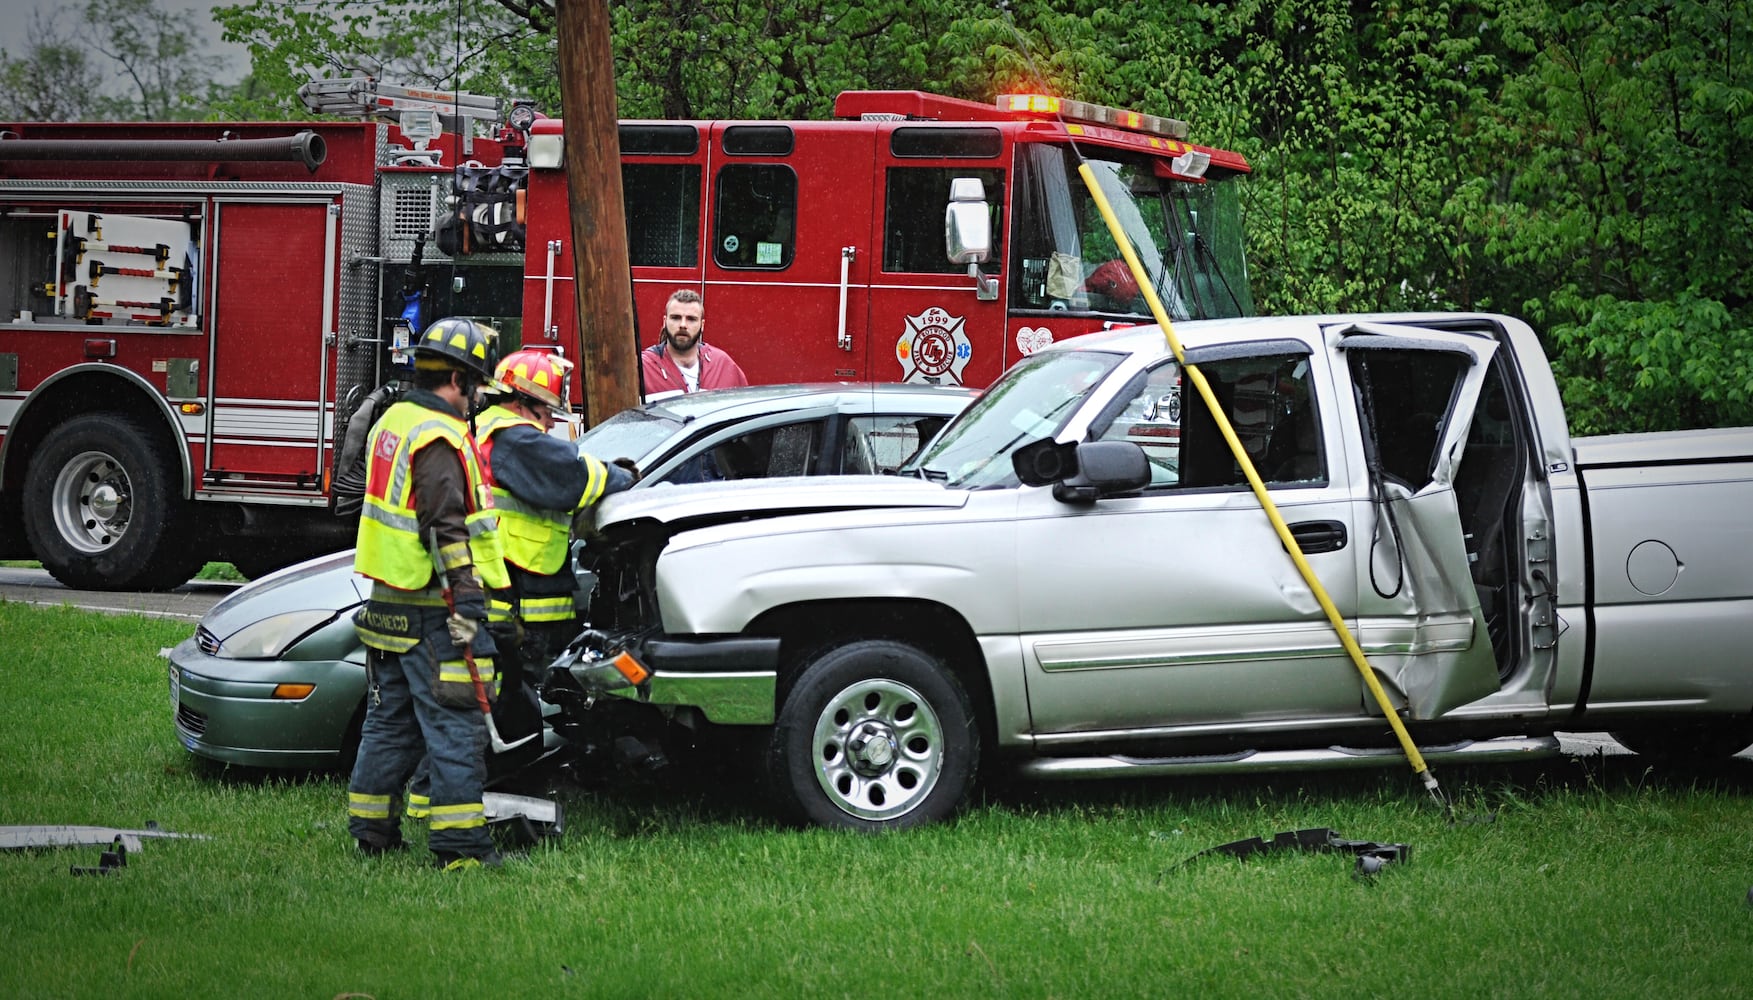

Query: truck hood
left=591, top=475, right=968, bottom=533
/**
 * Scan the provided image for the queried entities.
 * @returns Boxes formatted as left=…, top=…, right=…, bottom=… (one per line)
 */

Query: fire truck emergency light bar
left=997, top=94, right=1190, bottom=141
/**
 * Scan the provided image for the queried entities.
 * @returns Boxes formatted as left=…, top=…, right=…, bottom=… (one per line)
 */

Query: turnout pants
left=347, top=631, right=494, bottom=859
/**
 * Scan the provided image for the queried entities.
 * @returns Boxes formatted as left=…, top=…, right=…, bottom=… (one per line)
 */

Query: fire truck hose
left=1074, top=162, right=1448, bottom=814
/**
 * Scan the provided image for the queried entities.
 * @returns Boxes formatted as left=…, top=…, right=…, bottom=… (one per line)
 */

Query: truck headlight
left=556, top=645, right=649, bottom=694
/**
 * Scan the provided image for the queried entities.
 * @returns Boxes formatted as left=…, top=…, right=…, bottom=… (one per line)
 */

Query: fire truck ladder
left=297, top=77, right=504, bottom=163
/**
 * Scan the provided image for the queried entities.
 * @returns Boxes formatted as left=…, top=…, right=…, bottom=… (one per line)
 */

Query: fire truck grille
left=196, top=626, right=221, bottom=656
left=176, top=704, right=209, bottom=737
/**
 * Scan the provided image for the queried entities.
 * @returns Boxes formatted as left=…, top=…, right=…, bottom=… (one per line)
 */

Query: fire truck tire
left=766, top=639, right=979, bottom=832
left=21, top=414, right=199, bottom=591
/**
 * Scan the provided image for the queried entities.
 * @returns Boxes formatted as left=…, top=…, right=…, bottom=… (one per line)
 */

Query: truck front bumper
left=561, top=632, right=780, bottom=726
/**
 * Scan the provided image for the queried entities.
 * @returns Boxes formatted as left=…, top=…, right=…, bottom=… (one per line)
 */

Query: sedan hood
left=202, top=549, right=368, bottom=640
left=592, top=475, right=967, bottom=532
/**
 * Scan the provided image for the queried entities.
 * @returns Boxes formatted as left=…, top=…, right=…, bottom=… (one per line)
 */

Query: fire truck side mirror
left=945, top=178, right=991, bottom=265
left=946, top=177, right=998, bottom=302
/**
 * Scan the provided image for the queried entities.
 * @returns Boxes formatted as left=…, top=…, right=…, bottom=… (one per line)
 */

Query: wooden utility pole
left=555, top=0, right=640, bottom=425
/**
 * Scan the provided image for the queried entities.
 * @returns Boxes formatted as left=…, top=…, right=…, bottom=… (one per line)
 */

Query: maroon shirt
left=641, top=341, right=750, bottom=397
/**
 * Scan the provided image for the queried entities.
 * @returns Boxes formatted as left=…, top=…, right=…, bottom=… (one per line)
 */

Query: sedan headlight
left=215, top=609, right=339, bottom=659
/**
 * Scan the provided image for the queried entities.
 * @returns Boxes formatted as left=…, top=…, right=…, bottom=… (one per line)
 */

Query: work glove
left=612, top=456, right=641, bottom=484
left=446, top=613, right=480, bottom=649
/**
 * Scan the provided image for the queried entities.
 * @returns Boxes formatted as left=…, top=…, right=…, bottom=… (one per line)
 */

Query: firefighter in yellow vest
left=346, top=316, right=510, bottom=870
left=474, top=349, right=635, bottom=747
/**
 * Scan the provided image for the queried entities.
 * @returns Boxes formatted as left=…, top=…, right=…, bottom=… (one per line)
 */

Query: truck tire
left=767, top=639, right=979, bottom=831
left=1611, top=717, right=1753, bottom=761
left=22, top=414, right=199, bottom=591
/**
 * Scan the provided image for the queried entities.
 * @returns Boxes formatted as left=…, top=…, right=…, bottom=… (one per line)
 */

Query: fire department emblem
left=1016, top=326, right=1054, bottom=356
left=896, top=307, right=972, bottom=385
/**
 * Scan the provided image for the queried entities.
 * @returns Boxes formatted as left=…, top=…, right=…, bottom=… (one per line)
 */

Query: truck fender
left=0, top=363, right=193, bottom=500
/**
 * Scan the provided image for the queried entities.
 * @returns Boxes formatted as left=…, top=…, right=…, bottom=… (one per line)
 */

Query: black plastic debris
left=1169, top=827, right=1411, bottom=879
left=70, top=835, right=128, bottom=876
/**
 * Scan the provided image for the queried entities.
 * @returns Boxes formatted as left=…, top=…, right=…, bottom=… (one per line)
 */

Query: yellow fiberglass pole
left=1075, top=161, right=1444, bottom=806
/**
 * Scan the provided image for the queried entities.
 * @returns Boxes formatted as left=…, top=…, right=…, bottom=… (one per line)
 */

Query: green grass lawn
left=2, top=600, right=1750, bottom=998
left=2, top=560, right=246, bottom=580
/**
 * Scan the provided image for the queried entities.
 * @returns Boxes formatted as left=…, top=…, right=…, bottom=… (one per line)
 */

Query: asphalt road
left=0, top=566, right=237, bottom=622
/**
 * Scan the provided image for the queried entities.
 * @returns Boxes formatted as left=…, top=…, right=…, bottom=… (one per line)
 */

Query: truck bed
left=1571, top=425, right=1753, bottom=714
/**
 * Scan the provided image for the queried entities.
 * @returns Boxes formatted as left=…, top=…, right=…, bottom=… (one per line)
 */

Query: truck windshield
left=901, top=349, right=1122, bottom=489
left=1011, top=144, right=1253, bottom=321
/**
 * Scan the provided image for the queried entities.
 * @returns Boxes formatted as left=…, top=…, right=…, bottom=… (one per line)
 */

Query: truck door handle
left=1287, top=519, right=1347, bottom=554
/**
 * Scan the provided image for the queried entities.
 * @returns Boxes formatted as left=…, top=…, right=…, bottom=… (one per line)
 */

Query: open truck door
left=1331, top=321, right=1503, bottom=719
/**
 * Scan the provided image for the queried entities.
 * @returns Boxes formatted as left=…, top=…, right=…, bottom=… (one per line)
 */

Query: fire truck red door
left=696, top=122, right=875, bottom=384
left=204, top=201, right=335, bottom=495
left=862, top=126, right=1010, bottom=389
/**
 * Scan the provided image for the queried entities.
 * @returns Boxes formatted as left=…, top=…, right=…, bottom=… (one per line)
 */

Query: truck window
left=624, top=163, right=700, bottom=268
left=712, top=164, right=795, bottom=269
left=1347, top=348, right=1471, bottom=492
left=1090, top=352, right=1323, bottom=489
left=882, top=167, right=1004, bottom=275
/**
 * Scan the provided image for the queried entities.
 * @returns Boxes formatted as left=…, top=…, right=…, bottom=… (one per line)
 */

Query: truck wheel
left=22, top=414, right=197, bottom=591
left=1611, top=717, right=1753, bottom=761
left=767, top=640, right=979, bottom=831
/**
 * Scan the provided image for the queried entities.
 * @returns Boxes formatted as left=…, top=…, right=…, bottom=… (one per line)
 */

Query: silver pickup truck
left=556, top=312, right=1753, bottom=830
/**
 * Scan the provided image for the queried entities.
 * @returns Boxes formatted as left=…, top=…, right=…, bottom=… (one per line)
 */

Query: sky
left=2, top=0, right=248, bottom=81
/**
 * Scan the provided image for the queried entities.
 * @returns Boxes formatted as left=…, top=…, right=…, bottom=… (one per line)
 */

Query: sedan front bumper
left=166, top=635, right=366, bottom=768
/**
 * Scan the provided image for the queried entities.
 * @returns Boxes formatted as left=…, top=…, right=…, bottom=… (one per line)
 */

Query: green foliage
left=1461, top=0, right=1753, bottom=432
left=211, top=0, right=553, bottom=119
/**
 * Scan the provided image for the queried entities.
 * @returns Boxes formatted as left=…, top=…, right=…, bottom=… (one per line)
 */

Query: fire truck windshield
left=1011, top=144, right=1253, bottom=322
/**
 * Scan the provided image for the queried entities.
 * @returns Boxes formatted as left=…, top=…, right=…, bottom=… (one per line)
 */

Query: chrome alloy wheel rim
left=811, top=677, right=944, bottom=821
left=50, top=450, right=133, bottom=554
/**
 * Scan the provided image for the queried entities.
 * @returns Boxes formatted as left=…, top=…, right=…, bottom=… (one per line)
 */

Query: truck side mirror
left=945, top=177, right=999, bottom=302
left=1011, top=439, right=1150, bottom=503
left=1012, top=438, right=1079, bottom=486
left=1052, top=441, right=1150, bottom=504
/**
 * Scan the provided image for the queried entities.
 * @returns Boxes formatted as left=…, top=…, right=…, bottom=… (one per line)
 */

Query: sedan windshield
left=576, top=406, right=686, bottom=464
left=901, top=350, right=1122, bottom=488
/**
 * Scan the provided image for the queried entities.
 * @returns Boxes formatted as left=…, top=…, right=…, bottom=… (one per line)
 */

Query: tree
left=1464, top=0, right=1753, bottom=432
left=0, top=12, right=119, bottom=121
left=87, top=0, right=229, bottom=119
left=213, top=0, right=559, bottom=119
left=0, top=1, right=227, bottom=121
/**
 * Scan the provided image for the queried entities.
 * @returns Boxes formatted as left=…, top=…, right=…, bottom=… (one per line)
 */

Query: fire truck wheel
left=22, top=413, right=199, bottom=591
left=766, top=639, right=979, bottom=832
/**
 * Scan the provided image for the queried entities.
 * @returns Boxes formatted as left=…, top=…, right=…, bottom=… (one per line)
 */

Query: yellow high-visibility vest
left=476, top=404, right=576, bottom=577
left=355, top=400, right=508, bottom=591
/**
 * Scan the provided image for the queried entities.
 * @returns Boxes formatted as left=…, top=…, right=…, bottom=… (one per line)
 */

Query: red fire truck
left=0, top=81, right=1252, bottom=590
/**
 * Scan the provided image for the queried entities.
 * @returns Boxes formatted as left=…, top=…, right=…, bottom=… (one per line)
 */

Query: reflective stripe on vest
left=355, top=401, right=509, bottom=591
left=476, top=405, right=574, bottom=576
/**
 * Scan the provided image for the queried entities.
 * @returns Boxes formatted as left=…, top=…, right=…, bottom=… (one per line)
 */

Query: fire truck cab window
left=883, top=167, right=1004, bottom=274
left=713, top=164, right=795, bottom=269
left=1010, top=144, right=1255, bottom=321
left=2, top=205, right=201, bottom=328
left=623, top=163, right=700, bottom=268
